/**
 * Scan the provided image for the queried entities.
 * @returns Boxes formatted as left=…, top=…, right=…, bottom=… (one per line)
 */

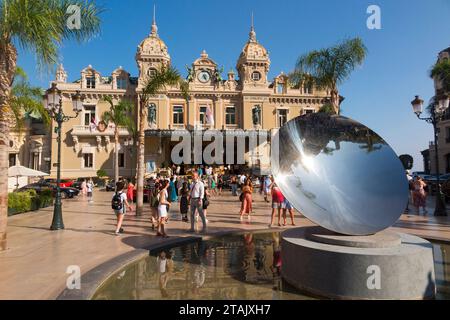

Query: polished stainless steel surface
left=271, top=113, right=409, bottom=236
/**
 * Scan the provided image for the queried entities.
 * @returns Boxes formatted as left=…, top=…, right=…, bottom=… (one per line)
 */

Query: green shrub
left=97, top=169, right=107, bottom=178
left=8, top=189, right=54, bottom=216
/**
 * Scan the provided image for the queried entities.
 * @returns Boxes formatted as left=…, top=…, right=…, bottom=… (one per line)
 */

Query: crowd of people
left=109, top=166, right=300, bottom=236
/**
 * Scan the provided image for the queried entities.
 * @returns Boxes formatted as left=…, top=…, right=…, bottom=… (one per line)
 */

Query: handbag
left=203, top=196, right=210, bottom=207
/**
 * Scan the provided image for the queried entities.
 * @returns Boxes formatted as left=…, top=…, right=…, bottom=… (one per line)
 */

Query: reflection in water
left=93, top=232, right=450, bottom=300
left=271, top=113, right=409, bottom=236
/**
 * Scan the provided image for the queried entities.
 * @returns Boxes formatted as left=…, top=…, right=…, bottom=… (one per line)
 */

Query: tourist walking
left=412, top=176, right=428, bottom=215
left=157, top=180, right=171, bottom=238
left=189, top=172, right=207, bottom=233
left=111, top=181, right=133, bottom=236
left=263, top=176, right=271, bottom=203
left=230, top=175, right=238, bottom=196
left=169, top=176, right=178, bottom=202
left=180, top=182, right=190, bottom=222
left=87, top=179, right=94, bottom=203
left=239, top=174, right=246, bottom=190
left=282, top=197, right=296, bottom=226
left=239, top=179, right=253, bottom=220
left=81, top=179, right=87, bottom=196
left=217, top=175, right=224, bottom=196
left=269, top=182, right=285, bottom=227
left=149, top=181, right=160, bottom=230
left=126, top=180, right=135, bottom=203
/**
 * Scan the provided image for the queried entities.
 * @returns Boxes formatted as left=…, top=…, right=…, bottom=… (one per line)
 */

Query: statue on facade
left=214, top=66, right=224, bottom=82
left=252, top=105, right=261, bottom=126
left=148, top=103, right=157, bottom=127
left=186, top=65, right=195, bottom=82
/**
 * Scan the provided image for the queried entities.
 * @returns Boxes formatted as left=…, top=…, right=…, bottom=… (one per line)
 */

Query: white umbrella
left=8, top=165, right=49, bottom=190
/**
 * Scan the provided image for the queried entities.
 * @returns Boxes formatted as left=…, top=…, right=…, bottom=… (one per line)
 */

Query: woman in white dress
left=157, top=180, right=171, bottom=238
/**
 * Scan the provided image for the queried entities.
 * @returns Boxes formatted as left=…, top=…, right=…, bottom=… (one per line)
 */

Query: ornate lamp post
left=43, top=83, right=83, bottom=230
left=411, top=94, right=450, bottom=216
left=124, top=136, right=135, bottom=181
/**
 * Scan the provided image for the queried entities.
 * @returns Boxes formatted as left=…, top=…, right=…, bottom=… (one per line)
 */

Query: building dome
left=236, top=19, right=270, bottom=68
left=136, top=8, right=170, bottom=61
left=137, top=32, right=170, bottom=60
left=239, top=41, right=269, bottom=62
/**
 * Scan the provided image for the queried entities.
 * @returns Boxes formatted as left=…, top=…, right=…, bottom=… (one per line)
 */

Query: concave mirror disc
left=270, top=113, right=409, bottom=236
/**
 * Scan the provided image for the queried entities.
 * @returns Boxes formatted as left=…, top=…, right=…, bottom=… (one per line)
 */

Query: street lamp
left=43, top=83, right=83, bottom=230
left=124, top=137, right=135, bottom=181
left=411, top=94, right=450, bottom=216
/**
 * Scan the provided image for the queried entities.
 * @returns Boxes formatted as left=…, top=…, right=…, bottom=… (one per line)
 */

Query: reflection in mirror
left=271, top=113, right=409, bottom=236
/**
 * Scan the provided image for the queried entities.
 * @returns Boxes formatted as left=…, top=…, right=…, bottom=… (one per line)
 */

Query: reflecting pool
left=93, top=232, right=450, bottom=300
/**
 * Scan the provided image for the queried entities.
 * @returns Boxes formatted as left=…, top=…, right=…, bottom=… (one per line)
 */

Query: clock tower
left=188, top=50, right=221, bottom=86
left=236, top=16, right=270, bottom=89
left=136, top=7, right=171, bottom=89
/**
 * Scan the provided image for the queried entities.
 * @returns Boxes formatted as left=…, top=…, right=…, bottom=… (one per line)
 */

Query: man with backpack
left=112, top=181, right=133, bottom=236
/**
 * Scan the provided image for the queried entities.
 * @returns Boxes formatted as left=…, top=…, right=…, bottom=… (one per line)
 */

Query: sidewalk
left=1, top=189, right=450, bottom=300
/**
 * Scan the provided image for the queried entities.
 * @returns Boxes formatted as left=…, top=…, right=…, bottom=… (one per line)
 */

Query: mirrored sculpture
left=271, top=113, right=409, bottom=236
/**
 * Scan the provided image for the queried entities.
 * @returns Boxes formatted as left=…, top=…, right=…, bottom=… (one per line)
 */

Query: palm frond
left=292, top=37, right=367, bottom=91
left=101, top=95, right=135, bottom=134
left=9, top=67, right=50, bottom=129
left=1, top=0, right=103, bottom=70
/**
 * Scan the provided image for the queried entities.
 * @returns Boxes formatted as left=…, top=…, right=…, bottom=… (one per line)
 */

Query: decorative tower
left=55, top=64, right=67, bottom=83
left=136, top=5, right=171, bottom=89
left=236, top=14, right=270, bottom=88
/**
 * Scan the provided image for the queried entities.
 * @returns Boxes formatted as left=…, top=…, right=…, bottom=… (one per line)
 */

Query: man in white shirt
left=239, top=174, right=246, bottom=186
left=189, top=172, right=207, bottom=233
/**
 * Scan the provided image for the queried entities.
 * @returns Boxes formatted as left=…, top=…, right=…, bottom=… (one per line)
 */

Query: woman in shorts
left=157, top=180, right=170, bottom=238
left=113, top=181, right=133, bottom=236
left=269, top=182, right=284, bottom=227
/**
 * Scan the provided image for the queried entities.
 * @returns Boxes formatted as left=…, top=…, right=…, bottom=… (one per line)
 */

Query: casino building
left=46, top=14, right=332, bottom=179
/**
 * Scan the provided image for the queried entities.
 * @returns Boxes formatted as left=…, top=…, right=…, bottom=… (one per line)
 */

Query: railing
left=72, top=125, right=130, bottom=136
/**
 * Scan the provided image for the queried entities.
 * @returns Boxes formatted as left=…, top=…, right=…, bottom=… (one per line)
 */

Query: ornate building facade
left=425, top=47, right=450, bottom=174
left=47, top=17, right=332, bottom=179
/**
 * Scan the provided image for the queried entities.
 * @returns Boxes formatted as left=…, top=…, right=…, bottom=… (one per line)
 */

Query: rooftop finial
left=151, top=4, right=158, bottom=35
left=249, top=12, right=256, bottom=42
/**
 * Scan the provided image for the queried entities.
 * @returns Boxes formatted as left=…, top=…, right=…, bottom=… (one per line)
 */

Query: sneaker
left=114, top=231, right=121, bottom=236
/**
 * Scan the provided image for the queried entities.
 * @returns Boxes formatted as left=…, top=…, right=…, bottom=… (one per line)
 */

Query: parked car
left=72, top=177, right=90, bottom=190
left=18, top=181, right=80, bottom=199
left=105, top=180, right=116, bottom=191
left=43, top=178, right=74, bottom=188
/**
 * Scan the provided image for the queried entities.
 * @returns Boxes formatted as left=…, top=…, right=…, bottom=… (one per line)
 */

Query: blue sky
left=17, top=0, right=450, bottom=171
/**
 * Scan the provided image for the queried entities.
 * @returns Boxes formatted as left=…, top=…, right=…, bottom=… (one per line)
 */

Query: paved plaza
left=1, top=189, right=450, bottom=299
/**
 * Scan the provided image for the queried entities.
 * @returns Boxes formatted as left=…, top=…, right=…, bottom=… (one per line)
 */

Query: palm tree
left=102, top=96, right=135, bottom=185
left=10, top=67, right=51, bottom=132
left=431, top=59, right=450, bottom=94
left=0, top=0, right=102, bottom=251
left=135, top=66, right=189, bottom=215
left=290, top=37, right=367, bottom=114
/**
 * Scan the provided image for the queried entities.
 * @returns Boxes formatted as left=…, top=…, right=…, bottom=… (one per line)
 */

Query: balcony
left=72, top=125, right=131, bottom=137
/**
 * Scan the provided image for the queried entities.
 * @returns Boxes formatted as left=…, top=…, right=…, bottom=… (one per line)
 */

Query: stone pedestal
left=281, top=226, right=436, bottom=300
